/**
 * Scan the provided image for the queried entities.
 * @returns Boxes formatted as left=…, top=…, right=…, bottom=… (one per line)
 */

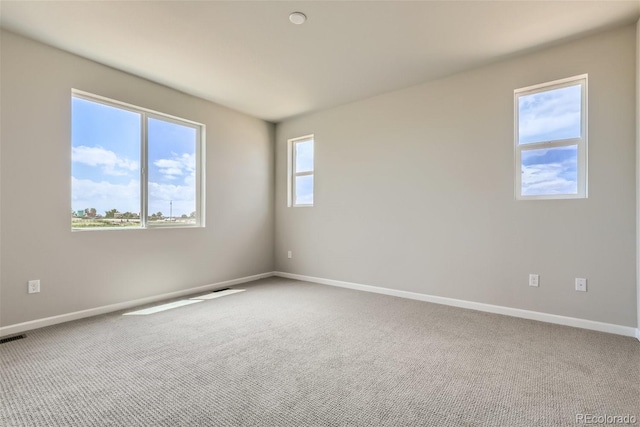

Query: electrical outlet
left=287, top=251, right=292, bottom=259
left=529, top=274, right=539, bottom=287
left=575, top=278, right=587, bottom=292
left=28, top=280, right=40, bottom=294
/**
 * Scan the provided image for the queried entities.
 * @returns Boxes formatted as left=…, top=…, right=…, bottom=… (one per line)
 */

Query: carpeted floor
left=1, top=277, right=638, bottom=426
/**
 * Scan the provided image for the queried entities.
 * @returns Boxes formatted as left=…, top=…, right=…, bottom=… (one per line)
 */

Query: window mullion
left=519, top=138, right=582, bottom=152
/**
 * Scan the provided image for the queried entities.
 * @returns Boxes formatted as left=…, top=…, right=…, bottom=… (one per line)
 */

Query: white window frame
left=287, top=134, right=314, bottom=207
left=71, top=89, right=205, bottom=229
left=514, top=74, right=588, bottom=200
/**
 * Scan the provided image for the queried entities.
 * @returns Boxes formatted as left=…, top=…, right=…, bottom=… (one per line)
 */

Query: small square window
left=514, top=75, right=587, bottom=200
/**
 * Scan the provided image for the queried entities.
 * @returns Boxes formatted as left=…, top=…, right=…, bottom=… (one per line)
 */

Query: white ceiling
left=1, top=1, right=639, bottom=122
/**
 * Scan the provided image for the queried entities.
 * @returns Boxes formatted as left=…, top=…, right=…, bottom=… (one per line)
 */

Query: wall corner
left=636, top=18, right=640, bottom=334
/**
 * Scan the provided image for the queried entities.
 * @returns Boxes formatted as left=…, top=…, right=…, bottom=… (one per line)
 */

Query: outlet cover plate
left=575, top=278, right=587, bottom=292
left=28, top=280, right=40, bottom=294
left=529, top=274, right=539, bottom=287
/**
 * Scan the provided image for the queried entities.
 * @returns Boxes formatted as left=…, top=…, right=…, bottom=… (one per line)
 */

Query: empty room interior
left=1, top=1, right=640, bottom=426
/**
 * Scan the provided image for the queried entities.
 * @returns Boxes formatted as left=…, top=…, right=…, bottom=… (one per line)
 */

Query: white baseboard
left=274, top=271, right=639, bottom=339
left=0, top=272, right=274, bottom=337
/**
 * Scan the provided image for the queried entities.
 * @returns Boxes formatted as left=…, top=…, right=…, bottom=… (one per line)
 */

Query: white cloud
left=153, top=153, right=195, bottom=183
left=521, top=160, right=576, bottom=195
left=148, top=181, right=196, bottom=216
left=72, top=146, right=139, bottom=176
left=72, top=150, right=197, bottom=216
left=519, top=112, right=580, bottom=141
left=519, top=85, right=581, bottom=143
left=71, top=177, right=140, bottom=214
left=148, top=181, right=195, bottom=202
left=154, top=160, right=183, bottom=176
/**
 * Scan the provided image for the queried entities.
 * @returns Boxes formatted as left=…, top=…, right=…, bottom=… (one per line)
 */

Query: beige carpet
left=1, top=277, right=638, bottom=426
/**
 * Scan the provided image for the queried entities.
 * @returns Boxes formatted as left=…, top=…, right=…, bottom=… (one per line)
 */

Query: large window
left=514, top=75, right=587, bottom=200
left=288, top=135, right=314, bottom=207
left=71, top=90, right=204, bottom=229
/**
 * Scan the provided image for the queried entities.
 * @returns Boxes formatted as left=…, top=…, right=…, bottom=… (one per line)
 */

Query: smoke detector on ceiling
left=289, top=12, right=307, bottom=25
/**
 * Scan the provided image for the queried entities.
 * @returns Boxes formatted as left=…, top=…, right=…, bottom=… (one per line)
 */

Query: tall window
left=288, top=135, right=314, bottom=207
left=514, top=75, right=587, bottom=200
left=71, top=90, right=204, bottom=229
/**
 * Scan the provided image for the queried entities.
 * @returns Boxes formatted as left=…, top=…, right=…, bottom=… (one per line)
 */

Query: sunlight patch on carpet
left=123, top=299, right=203, bottom=315
left=190, top=289, right=245, bottom=300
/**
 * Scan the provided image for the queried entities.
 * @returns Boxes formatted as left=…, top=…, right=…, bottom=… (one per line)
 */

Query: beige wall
left=276, top=25, right=637, bottom=327
left=0, top=31, right=275, bottom=326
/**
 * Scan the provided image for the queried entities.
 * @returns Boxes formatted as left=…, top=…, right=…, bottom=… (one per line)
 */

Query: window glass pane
left=295, top=175, right=314, bottom=205
left=518, top=84, right=581, bottom=145
left=71, top=97, right=141, bottom=228
left=147, top=117, right=197, bottom=225
left=521, top=145, right=578, bottom=196
left=295, top=140, right=314, bottom=173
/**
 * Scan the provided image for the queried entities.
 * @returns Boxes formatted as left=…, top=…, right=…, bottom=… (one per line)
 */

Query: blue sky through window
left=72, top=97, right=198, bottom=219
left=521, top=146, right=578, bottom=196
left=72, top=98, right=141, bottom=215
left=518, top=84, right=581, bottom=144
left=294, top=139, right=314, bottom=205
left=147, top=118, right=197, bottom=218
left=296, top=175, right=314, bottom=205
left=295, top=140, right=313, bottom=173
